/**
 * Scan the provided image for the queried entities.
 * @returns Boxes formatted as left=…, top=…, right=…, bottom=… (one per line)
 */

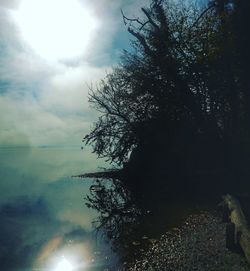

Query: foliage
left=84, top=0, right=250, bottom=176
left=85, top=1, right=214, bottom=164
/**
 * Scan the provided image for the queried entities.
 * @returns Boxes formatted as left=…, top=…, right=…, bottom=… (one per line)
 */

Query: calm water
left=0, top=147, right=216, bottom=271
left=0, top=146, right=117, bottom=271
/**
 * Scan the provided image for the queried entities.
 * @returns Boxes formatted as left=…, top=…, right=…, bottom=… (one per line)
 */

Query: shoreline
left=121, top=211, right=249, bottom=271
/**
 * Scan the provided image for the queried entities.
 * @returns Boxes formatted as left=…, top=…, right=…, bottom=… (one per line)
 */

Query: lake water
left=0, top=147, right=215, bottom=271
left=0, top=146, right=117, bottom=271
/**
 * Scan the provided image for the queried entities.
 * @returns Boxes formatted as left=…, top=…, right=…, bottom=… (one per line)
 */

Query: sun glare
left=55, top=258, right=73, bottom=271
left=15, top=0, right=98, bottom=61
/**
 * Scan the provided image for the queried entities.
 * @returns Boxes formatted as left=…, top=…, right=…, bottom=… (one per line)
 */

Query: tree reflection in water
left=85, top=179, right=147, bottom=261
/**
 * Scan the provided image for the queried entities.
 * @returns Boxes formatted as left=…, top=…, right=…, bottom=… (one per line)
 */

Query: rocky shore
left=120, top=212, right=250, bottom=271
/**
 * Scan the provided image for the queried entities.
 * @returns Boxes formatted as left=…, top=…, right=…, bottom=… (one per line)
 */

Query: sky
left=0, top=0, right=151, bottom=147
left=0, top=2, right=154, bottom=269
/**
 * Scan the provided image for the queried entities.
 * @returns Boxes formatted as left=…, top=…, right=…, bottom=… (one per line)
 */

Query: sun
left=15, top=0, right=98, bottom=61
left=53, top=256, right=86, bottom=271
left=55, top=258, right=73, bottom=271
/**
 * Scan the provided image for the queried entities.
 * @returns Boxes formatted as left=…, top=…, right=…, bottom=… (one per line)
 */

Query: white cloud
left=0, top=94, right=97, bottom=146
left=0, top=0, right=19, bottom=9
left=0, top=0, right=152, bottom=147
left=42, top=64, right=109, bottom=114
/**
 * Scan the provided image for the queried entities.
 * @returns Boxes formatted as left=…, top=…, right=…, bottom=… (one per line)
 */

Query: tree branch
left=127, top=27, right=153, bottom=56
left=141, top=7, right=159, bottom=30
left=191, top=3, right=216, bottom=28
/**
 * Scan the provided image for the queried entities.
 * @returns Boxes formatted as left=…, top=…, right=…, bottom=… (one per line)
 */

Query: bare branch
left=127, top=27, right=153, bottom=56
left=121, top=9, right=150, bottom=31
left=121, top=9, right=144, bottom=26
left=141, top=7, right=160, bottom=30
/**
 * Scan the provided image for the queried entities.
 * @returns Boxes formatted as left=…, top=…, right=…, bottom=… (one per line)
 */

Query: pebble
left=120, top=211, right=250, bottom=271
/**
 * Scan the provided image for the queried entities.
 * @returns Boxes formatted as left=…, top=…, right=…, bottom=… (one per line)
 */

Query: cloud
left=0, top=2, right=112, bottom=147
left=0, top=0, right=19, bottom=10
left=0, top=0, right=155, bottom=148
left=0, top=93, right=94, bottom=146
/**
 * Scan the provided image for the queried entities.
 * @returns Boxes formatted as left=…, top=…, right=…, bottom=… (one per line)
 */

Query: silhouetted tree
left=84, top=0, right=250, bottom=192
left=85, top=1, right=221, bottom=165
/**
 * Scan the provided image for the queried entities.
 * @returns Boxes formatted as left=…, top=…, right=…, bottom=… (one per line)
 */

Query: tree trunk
left=222, top=194, right=250, bottom=263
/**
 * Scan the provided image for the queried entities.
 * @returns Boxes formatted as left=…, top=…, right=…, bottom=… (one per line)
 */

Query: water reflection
left=0, top=147, right=115, bottom=271
left=85, top=177, right=209, bottom=267
left=85, top=179, right=149, bottom=263
left=0, top=147, right=208, bottom=270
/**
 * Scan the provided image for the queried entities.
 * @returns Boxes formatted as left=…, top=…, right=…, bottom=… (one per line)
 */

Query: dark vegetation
left=83, top=0, right=250, bottom=200
left=81, top=0, right=250, bottom=265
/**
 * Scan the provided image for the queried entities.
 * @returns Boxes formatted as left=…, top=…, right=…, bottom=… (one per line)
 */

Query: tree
left=85, top=1, right=221, bottom=165
left=84, top=0, right=250, bottom=185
